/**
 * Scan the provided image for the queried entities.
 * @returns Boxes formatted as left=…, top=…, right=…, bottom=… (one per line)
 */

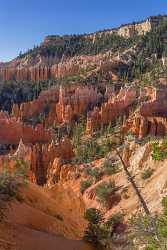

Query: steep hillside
left=2, top=14, right=167, bottom=250
left=1, top=15, right=167, bottom=84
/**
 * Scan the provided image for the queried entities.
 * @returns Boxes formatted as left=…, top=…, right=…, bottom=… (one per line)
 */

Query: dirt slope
left=0, top=182, right=94, bottom=250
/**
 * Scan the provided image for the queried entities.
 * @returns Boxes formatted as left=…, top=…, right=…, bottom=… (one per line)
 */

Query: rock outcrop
left=86, top=87, right=136, bottom=133
left=54, top=85, right=103, bottom=124
left=12, top=87, right=59, bottom=120
left=12, top=84, right=104, bottom=126
left=30, top=138, right=74, bottom=185
left=0, top=111, right=52, bottom=145
left=126, top=87, right=167, bottom=139
left=0, top=137, right=74, bottom=185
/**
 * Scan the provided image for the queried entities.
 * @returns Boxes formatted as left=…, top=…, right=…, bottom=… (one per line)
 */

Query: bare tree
left=114, top=147, right=150, bottom=215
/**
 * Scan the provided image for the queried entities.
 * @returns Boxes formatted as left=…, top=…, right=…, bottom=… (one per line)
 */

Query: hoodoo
left=1, top=11, right=167, bottom=250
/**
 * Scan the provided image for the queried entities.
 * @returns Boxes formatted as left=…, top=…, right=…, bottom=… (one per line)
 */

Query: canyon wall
left=86, top=87, right=136, bottom=133
left=125, top=87, right=167, bottom=139
left=12, top=87, right=59, bottom=119
left=12, top=85, right=104, bottom=126
left=0, top=137, right=74, bottom=185
left=0, top=111, right=52, bottom=145
left=0, top=57, right=82, bottom=81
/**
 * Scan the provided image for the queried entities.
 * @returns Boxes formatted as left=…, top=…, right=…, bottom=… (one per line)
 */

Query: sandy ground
left=0, top=183, right=94, bottom=250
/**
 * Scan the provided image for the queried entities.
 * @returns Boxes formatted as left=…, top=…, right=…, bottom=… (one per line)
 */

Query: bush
left=80, top=179, right=93, bottom=194
left=85, top=208, right=103, bottom=224
left=96, top=180, right=119, bottom=206
left=84, top=167, right=102, bottom=181
left=141, top=168, right=154, bottom=180
left=84, top=208, right=125, bottom=248
left=0, top=160, right=29, bottom=221
left=106, top=213, right=123, bottom=227
left=0, top=171, right=21, bottom=221
left=84, top=208, right=109, bottom=246
left=103, top=159, right=120, bottom=176
left=74, top=140, right=111, bottom=164
left=129, top=196, right=167, bottom=249
left=151, top=138, right=167, bottom=161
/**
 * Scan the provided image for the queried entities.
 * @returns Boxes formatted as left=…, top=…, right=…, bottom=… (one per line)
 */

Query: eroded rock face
left=0, top=111, right=52, bottom=145
left=0, top=59, right=82, bottom=81
left=47, top=158, right=79, bottom=187
left=86, top=87, right=136, bottom=133
left=140, top=87, right=167, bottom=117
left=11, top=84, right=104, bottom=127
left=12, top=87, right=59, bottom=120
left=54, top=85, right=103, bottom=124
left=0, top=137, right=74, bottom=185
left=126, top=87, right=167, bottom=139
left=0, top=66, right=51, bottom=82
left=30, top=138, right=74, bottom=185
left=0, top=50, right=126, bottom=82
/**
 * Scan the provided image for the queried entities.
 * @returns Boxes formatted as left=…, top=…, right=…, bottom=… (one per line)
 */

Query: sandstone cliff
left=0, top=111, right=52, bottom=145
left=86, top=86, right=136, bottom=133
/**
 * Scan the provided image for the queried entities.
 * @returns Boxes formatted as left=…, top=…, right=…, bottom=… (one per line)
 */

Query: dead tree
left=115, top=148, right=150, bottom=215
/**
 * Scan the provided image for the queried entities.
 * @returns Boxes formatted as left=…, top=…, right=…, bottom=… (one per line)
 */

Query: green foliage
left=84, top=208, right=105, bottom=245
left=0, top=80, right=56, bottom=112
left=13, top=159, right=30, bottom=181
left=0, top=159, right=29, bottom=221
left=21, top=33, right=135, bottom=60
left=23, top=113, right=45, bottom=127
left=74, top=139, right=111, bottom=164
left=131, top=20, right=167, bottom=79
left=80, top=179, right=93, bottom=194
left=95, top=180, right=118, bottom=206
left=103, top=159, right=120, bottom=176
left=0, top=171, right=21, bottom=221
left=129, top=196, right=167, bottom=249
left=141, top=168, right=154, bottom=180
left=84, top=167, right=102, bottom=181
left=106, top=213, right=123, bottom=227
left=151, top=137, right=167, bottom=161
left=84, top=208, right=124, bottom=248
left=85, top=208, right=103, bottom=225
left=0, top=171, right=20, bottom=200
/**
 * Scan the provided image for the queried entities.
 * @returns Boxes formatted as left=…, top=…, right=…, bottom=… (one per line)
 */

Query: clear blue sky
left=0, top=0, right=167, bottom=62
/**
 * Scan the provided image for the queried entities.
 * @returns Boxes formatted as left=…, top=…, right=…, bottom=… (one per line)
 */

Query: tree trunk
left=115, top=148, right=150, bottom=215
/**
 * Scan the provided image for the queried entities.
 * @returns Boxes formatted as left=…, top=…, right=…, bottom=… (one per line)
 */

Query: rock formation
left=12, top=87, right=59, bottom=120
left=86, top=87, right=136, bottom=133
left=54, top=85, right=103, bottom=124
left=0, top=137, right=74, bottom=185
left=0, top=111, right=52, bottom=144
left=126, top=87, right=167, bottom=139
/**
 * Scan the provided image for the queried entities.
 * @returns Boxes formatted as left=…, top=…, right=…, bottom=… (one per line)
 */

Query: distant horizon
left=0, top=0, right=167, bottom=62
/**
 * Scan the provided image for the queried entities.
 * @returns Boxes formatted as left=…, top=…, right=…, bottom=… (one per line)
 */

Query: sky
left=0, top=0, right=167, bottom=62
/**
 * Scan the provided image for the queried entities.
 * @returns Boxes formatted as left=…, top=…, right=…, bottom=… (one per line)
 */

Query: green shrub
left=84, top=208, right=109, bottom=246
left=106, top=213, right=123, bottom=227
left=85, top=208, right=103, bottom=224
left=84, top=167, right=102, bottom=181
left=74, top=140, right=111, bottom=164
left=103, top=159, right=120, bottom=176
left=84, top=208, right=125, bottom=248
left=129, top=196, right=167, bottom=249
left=96, top=180, right=118, bottom=206
left=80, top=179, right=93, bottom=194
left=141, top=168, right=154, bottom=180
left=151, top=137, right=167, bottom=161
left=0, top=171, right=21, bottom=221
left=0, top=160, right=29, bottom=221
